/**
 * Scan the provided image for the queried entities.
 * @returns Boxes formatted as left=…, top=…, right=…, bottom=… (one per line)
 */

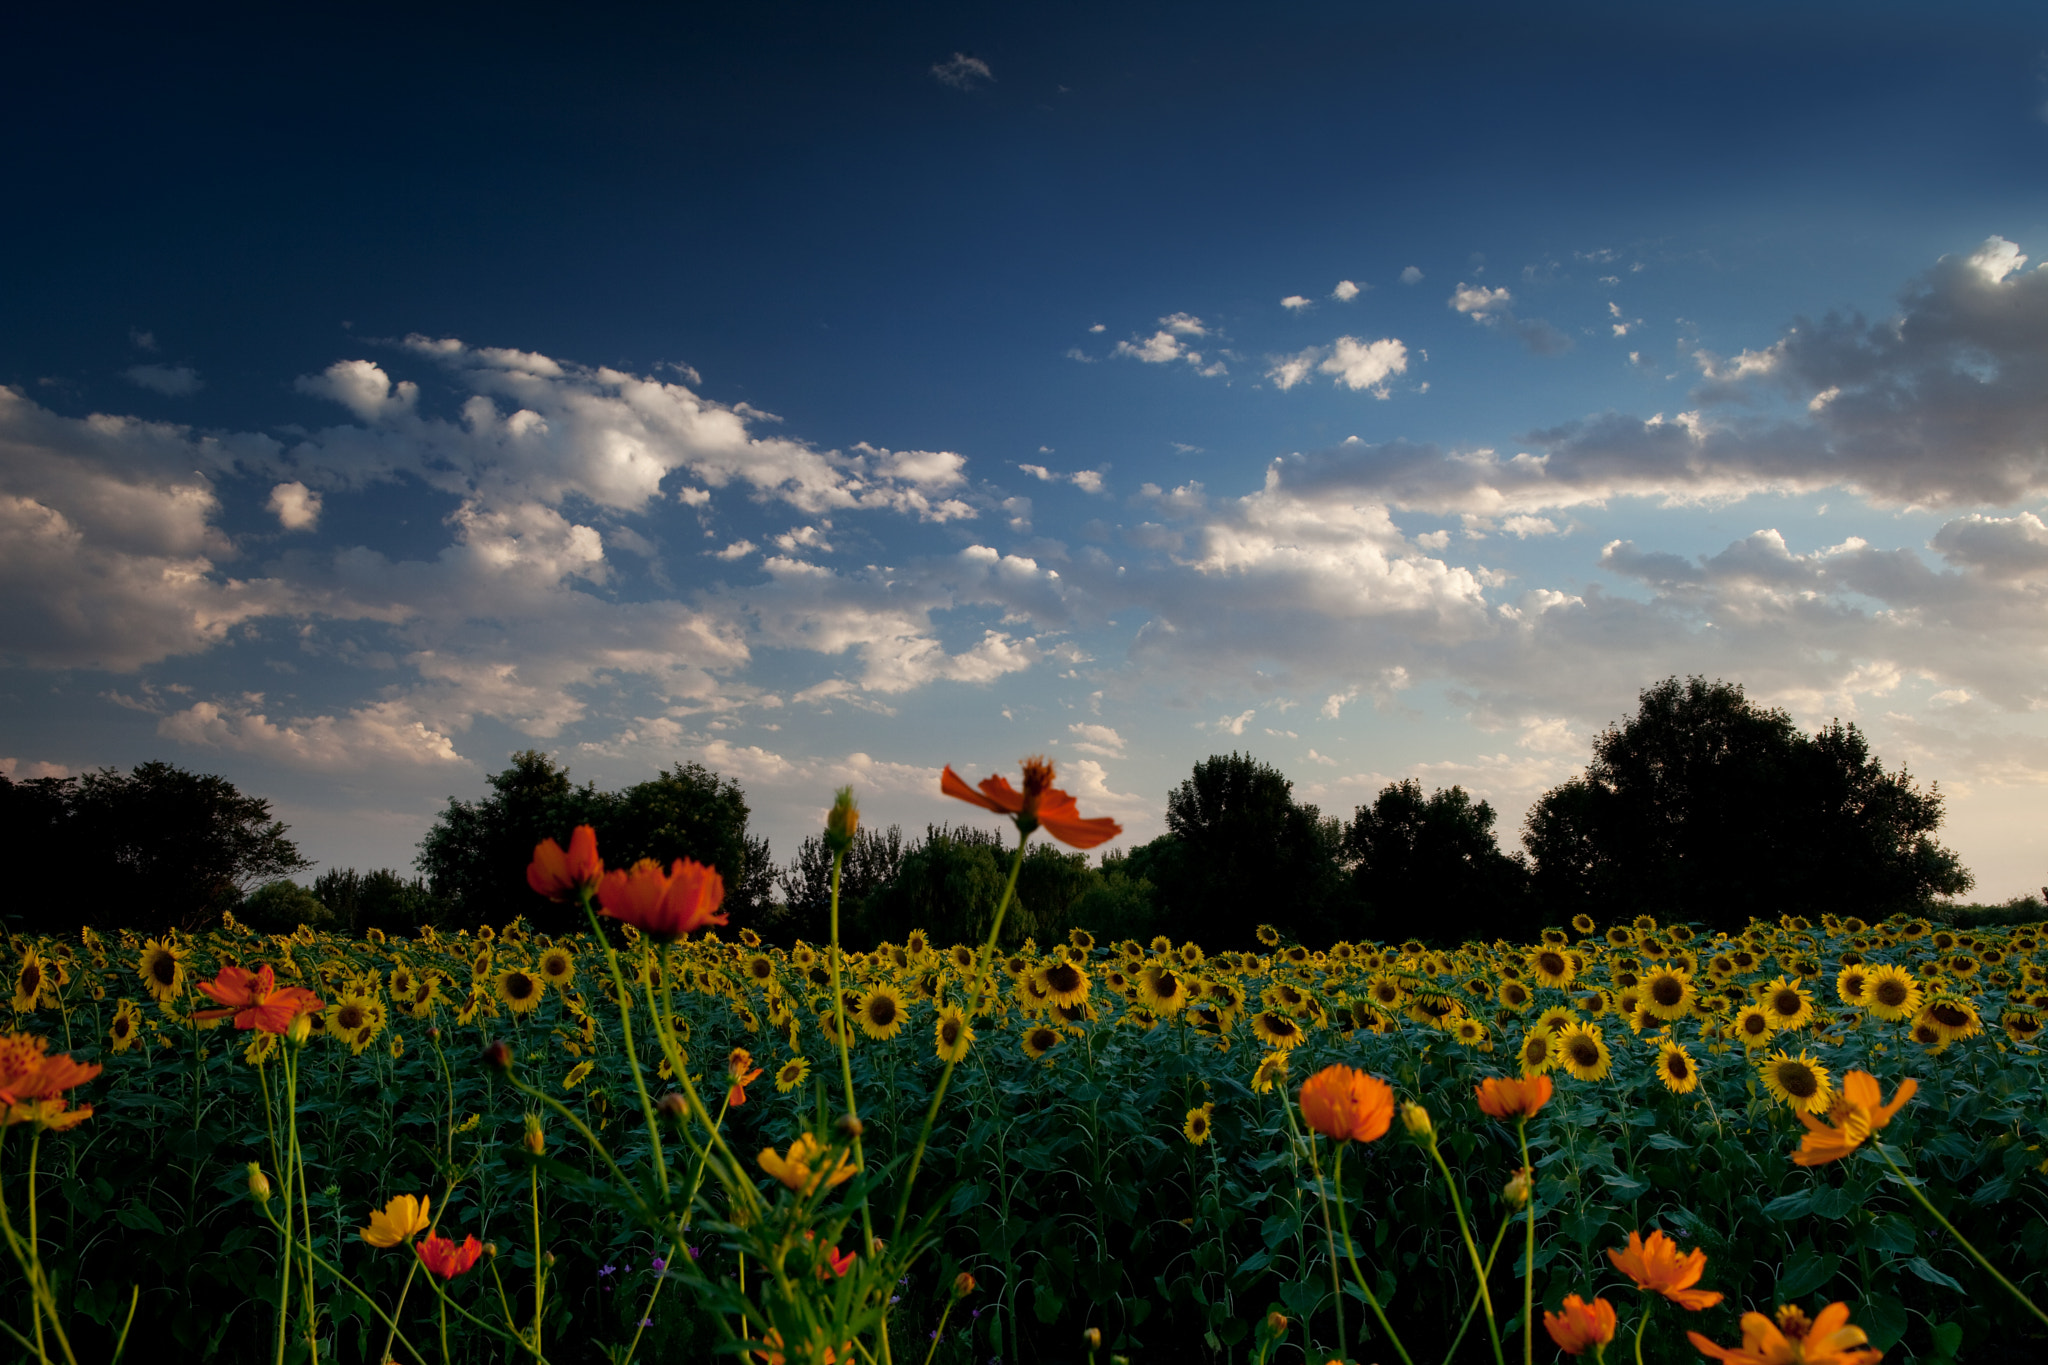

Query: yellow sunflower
left=856, top=985, right=908, bottom=1041
left=1861, top=965, right=1923, bottom=1023
left=1249, top=1011, right=1306, bottom=1050
left=563, top=1060, right=594, bottom=1090
left=497, top=968, right=545, bottom=1015
left=1571, top=914, right=1597, bottom=936
left=1138, top=966, right=1191, bottom=1014
left=774, top=1056, right=811, bottom=1093
left=1555, top=1023, right=1612, bottom=1082
left=1497, top=979, right=1535, bottom=1013
left=934, top=1006, right=974, bottom=1062
left=137, top=939, right=186, bottom=1003
left=1037, top=961, right=1090, bottom=1009
left=2000, top=1009, right=2042, bottom=1045
left=538, top=947, right=576, bottom=991
left=1183, top=1102, right=1215, bottom=1146
left=1250, top=1051, right=1290, bottom=1094
left=1653, top=1040, right=1699, bottom=1094
left=1255, top=924, right=1281, bottom=948
left=1759, top=1049, right=1833, bottom=1114
left=1638, top=966, right=1695, bottom=1021
left=1918, top=995, right=1983, bottom=1043
left=1021, top=1023, right=1061, bottom=1061
left=1515, top=1029, right=1556, bottom=1075
left=1834, top=964, right=1870, bottom=1008
left=1758, top=977, right=1815, bottom=1032
left=108, top=999, right=144, bottom=1053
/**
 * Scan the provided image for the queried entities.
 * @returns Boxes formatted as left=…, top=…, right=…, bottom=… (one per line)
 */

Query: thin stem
left=1442, top=1213, right=1515, bottom=1365
left=826, top=847, right=876, bottom=1255
left=580, top=895, right=669, bottom=1202
left=919, top=1298, right=958, bottom=1365
left=1520, top=1119, right=1536, bottom=1365
left=1632, top=1298, right=1653, bottom=1365
left=1424, top=1138, right=1505, bottom=1365
left=1304, top=1135, right=1348, bottom=1363
left=1330, top=1143, right=1416, bottom=1365
left=1879, top=1144, right=2048, bottom=1328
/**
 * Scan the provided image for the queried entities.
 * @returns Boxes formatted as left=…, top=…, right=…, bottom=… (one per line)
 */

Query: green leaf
left=1930, top=1321, right=1964, bottom=1356
left=1905, top=1257, right=1965, bottom=1293
left=1764, top=1190, right=1815, bottom=1220
left=1776, top=1246, right=1839, bottom=1299
left=1645, top=1132, right=1690, bottom=1151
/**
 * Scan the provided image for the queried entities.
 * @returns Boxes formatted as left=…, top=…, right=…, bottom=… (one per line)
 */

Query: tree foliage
left=1522, top=676, right=1972, bottom=929
left=0, top=761, right=308, bottom=932
left=415, top=752, right=776, bottom=933
left=1343, top=780, right=1532, bottom=942
left=772, top=824, right=907, bottom=946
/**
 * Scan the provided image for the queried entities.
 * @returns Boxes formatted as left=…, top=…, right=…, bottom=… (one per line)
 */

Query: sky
left=6, top=1, right=2048, bottom=900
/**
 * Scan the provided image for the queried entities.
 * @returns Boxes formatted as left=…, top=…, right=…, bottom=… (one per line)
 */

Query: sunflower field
left=3, top=779, right=2048, bottom=1364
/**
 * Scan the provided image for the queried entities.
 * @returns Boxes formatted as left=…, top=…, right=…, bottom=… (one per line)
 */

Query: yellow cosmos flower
left=361, top=1194, right=431, bottom=1248
left=758, top=1133, right=856, bottom=1195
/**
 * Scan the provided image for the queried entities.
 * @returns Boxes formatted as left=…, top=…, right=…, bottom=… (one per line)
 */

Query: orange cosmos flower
left=527, top=825, right=604, bottom=901
left=0, top=1032, right=102, bottom=1116
left=194, top=965, right=324, bottom=1034
left=361, top=1194, right=432, bottom=1248
left=1687, top=1302, right=1882, bottom=1365
left=1297, top=1064, right=1395, bottom=1144
left=726, top=1047, right=763, bottom=1108
left=417, top=1232, right=484, bottom=1280
left=758, top=1133, right=857, bottom=1195
left=1792, top=1070, right=1917, bottom=1168
left=1543, top=1294, right=1618, bottom=1357
left=941, top=758, right=1123, bottom=849
left=1475, top=1073, right=1554, bottom=1120
left=596, top=857, right=728, bottom=942
left=1607, top=1229, right=1723, bottom=1310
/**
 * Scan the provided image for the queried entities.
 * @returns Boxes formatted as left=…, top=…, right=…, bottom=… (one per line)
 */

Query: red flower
left=596, top=857, right=728, bottom=942
left=527, top=825, right=604, bottom=901
left=941, top=758, right=1122, bottom=849
left=417, top=1233, right=484, bottom=1280
left=194, top=965, right=324, bottom=1034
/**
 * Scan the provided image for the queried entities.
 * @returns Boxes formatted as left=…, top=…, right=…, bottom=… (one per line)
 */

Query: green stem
left=1520, top=1119, right=1535, bottom=1365
left=1632, top=1298, right=1653, bottom=1365
left=1305, top=1135, right=1348, bottom=1363
left=1879, top=1144, right=2048, bottom=1328
left=1330, top=1142, right=1416, bottom=1365
left=579, top=895, right=670, bottom=1202
left=919, top=1298, right=958, bottom=1365
left=1425, top=1138, right=1505, bottom=1365
left=826, top=847, right=877, bottom=1255
left=890, top=835, right=1029, bottom=1237
left=1442, top=1213, right=1515, bottom=1365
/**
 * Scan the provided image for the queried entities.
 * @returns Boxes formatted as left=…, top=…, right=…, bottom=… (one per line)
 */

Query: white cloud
left=268, top=481, right=322, bottom=531
left=931, top=53, right=993, bottom=89
left=128, top=329, right=157, bottom=352
left=1087, top=323, right=1105, bottom=334
left=1319, top=336, right=1409, bottom=395
left=1449, top=284, right=1569, bottom=355
left=1116, top=331, right=1188, bottom=364
left=0, top=758, right=70, bottom=780
left=713, top=540, right=756, bottom=560
left=124, top=364, right=202, bottom=396
left=159, top=698, right=464, bottom=769
left=1399, top=266, right=1424, bottom=285
left=1159, top=313, right=1208, bottom=336
left=1067, top=721, right=1126, bottom=757
left=1501, top=514, right=1558, bottom=538
left=1332, top=280, right=1362, bottom=302
left=1281, top=295, right=1312, bottom=311
left=296, top=359, right=418, bottom=421
left=1267, top=348, right=1321, bottom=391
left=1305, top=748, right=1337, bottom=766
left=1208, top=709, right=1256, bottom=735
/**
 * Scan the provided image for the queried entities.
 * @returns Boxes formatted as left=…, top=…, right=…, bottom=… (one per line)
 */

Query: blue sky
left=7, top=1, right=2048, bottom=898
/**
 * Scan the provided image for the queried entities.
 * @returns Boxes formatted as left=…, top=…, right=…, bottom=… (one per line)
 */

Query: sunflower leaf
left=1905, top=1256, right=1966, bottom=1293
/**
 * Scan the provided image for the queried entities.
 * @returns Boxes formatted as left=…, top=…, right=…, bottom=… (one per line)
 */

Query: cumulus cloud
left=268, top=481, right=322, bottom=531
left=295, top=359, right=417, bottom=421
left=159, top=698, right=464, bottom=769
left=124, top=364, right=202, bottom=396
left=1265, top=337, right=1409, bottom=396
left=0, top=758, right=70, bottom=780
left=1066, top=721, right=1126, bottom=757
left=1399, top=266, right=1424, bottom=285
left=1114, top=315, right=1224, bottom=376
left=1448, top=284, right=1571, bottom=355
left=1332, top=280, right=1362, bottom=302
left=931, top=53, right=993, bottom=89
left=1281, top=295, right=1312, bottom=311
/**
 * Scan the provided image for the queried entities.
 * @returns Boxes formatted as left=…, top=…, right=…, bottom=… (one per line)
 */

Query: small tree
left=1343, top=780, right=1532, bottom=943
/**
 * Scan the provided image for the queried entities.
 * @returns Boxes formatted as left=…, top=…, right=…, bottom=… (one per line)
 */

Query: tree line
left=0, top=677, right=1982, bottom=944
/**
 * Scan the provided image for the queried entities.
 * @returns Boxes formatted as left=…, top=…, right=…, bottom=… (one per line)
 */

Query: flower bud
left=1504, top=1166, right=1532, bottom=1210
left=1400, top=1101, right=1434, bottom=1141
left=246, top=1162, right=271, bottom=1204
left=1082, top=1327, right=1102, bottom=1352
left=523, top=1114, right=546, bottom=1156
left=481, top=1040, right=513, bottom=1072
left=287, top=1012, right=312, bottom=1047
left=657, top=1092, right=689, bottom=1123
left=835, top=1113, right=865, bottom=1140
left=825, top=787, right=859, bottom=854
left=485, top=1241, right=498, bottom=1259
left=429, top=1026, right=442, bottom=1042
left=951, top=1271, right=977, bottom=1299
left=1263, top=1312, right=1288, bottom=1338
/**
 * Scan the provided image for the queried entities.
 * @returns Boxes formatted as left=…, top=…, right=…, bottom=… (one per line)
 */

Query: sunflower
left=388, top=1033, right=406, bottom=1060
left=1037, top=961, right=1090, bottom=1008
left=1250, top=1051, right=1290, bottom=1094
left=1918, top=994, right=1983, bottom=1043
left=741, top=953, right=777, bottom=990
left=1021, top=1023, right=1061, bottom=1061
left=1532, top=1005, right=1578, bottom=1036
left=852, top=985, right=906, bottom=1041
left=1516, top=1029, right=1557, bottom=1075
left=1364, top=976, right=1406, bottom=1010
left=1264, top=981, right=1311, bottom=1014
left=774, top=1056, right=811, bottom=1093
left=791, top=943, right=819, bottom=971
left=244, top=1030, right=279, bottom=1066
left=1183, top=1102, right=1215, bottom=1146
left=1860, top=965, right=1922, bottom=1023
left=1250, top=1011, right=1307, bottom=1050
left=1493, top=979, right=1533, bottom=1013
left=328, top=993, right=385, bottom=1054
left=1067, top=928, right=1095, bottom=952
left=1149, top=935, right=1173, bottom=957
left=1759, top=1049, right=1833, bottom=1114
left=12, top=949, right=51, bottom=1013
left=1138, top=966, right=1191, bottom=1014
left=1255, top=924, right=1281, bottom=948
left=497, top=968, right=545, bottom=1015
left=563, top=1060, right=595, bottom=1090
left=934, top=1006, right=974, bottom=1062
left=1451, top=1017, right=1490, bottom=1050
left=738, top=926, right=762, bottom=948
left=108, top=1000, right=144, bottom=1053
left=2001, top=1008, right=2042, bottom=1045
left=1834, top=965, right=1869, bottom=1008
left=1759, top=977, right=1815, bottom=1032
left=1176, top=941, right=1205, bottom=969
left=1555, top=1023, right=1613, bottom=1082
left=1653, top=1040, right=1699, bottom=1094
left=1529, top=948, right=1576, bottom=989
left=1605, top=926, right=1636, bottom=948
left=1632, top=914, right=1659, bottom=934
left=137, top=939, right=186, bottom=1003
left=1638, top=966, right=1694, bottom=1021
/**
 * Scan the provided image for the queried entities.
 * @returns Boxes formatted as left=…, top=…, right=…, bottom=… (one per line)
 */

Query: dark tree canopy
left=415, top=752, right=775, bottom=933
left=1522, top=676, right=1972, bottom=929
left=1149, top=752, right=1353, bottom=946
left=0, top=761, right=309, bottom=932
left=1343, top=780, right=1532, bottom=942
left=773, top=824, right=907, bottom=945
left=850, top=825, right=1092, bottom=950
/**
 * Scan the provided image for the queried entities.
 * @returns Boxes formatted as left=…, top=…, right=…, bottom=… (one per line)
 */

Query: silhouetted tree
left=0, top=762, right=308, bottom=932
left=772, top=824, right=907, bottom=945
left=1523, top=677, right=1972, bottom=929
left=1343, top=780, right=1532, bottom=943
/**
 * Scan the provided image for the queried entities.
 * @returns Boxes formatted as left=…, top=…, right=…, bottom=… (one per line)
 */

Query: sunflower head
left=1759, top=1049, right=1833, bottom=1114
left=1021, top=1024, right=1061, bottom=1061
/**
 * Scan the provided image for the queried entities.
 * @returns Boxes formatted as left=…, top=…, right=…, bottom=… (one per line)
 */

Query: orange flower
left=1297, top=1064, right=1395, bottom=1143
left=1607, top=1229, right=1723, bottom=1311
left=754, top=1328, right=854, bottom=1365
left=0, top=1032, right=102, bottom=1115
left=1475, top=1073, right=1554, bottom=1120
left=527, top=825, right=604, bottom=901
left=941, top=758, right=1122, bottom=849
left=1687, top=1302, right=1882, bottom=1365
left=193, top=965, right=324, bottom=1034
left=1793, top=1070, right=1917, bottom=1167
left=1543, top=1294, right=1618, bottom=1357
left=417, top=1232, right=484, bottom=1280
left=726, top=1047, right=763, bottom=1108
left=596, top=857, right=728, bottom=942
